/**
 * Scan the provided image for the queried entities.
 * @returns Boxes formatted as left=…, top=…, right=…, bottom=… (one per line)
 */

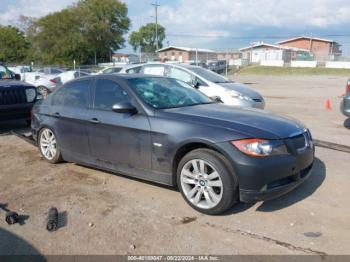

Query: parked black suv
left=0, top=64, right=39, bottom=124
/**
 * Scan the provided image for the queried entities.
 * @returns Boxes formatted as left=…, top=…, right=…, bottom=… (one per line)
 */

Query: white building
left=240, top=42, right=311, bottom=64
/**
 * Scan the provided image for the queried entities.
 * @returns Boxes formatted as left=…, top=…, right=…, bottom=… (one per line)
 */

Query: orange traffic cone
left=325, top=99, right=331, bottom=110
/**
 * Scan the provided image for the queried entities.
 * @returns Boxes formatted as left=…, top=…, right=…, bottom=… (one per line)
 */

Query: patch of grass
left=235, top=66, right=350, bottom=76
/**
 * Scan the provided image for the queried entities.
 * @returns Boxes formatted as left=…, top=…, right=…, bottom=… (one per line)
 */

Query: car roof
left=104, top=65, right=125, bottom=68
left=123, top=62, right=203, bottom=70
left=73, top=73, right=167, bottom=81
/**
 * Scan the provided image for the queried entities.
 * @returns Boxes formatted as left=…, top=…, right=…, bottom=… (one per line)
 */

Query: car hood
left=159, top=103, right=306, bottom=140
left=0, top=80, right=35, bottom=89
left=217, top=82, right=263, bottom=99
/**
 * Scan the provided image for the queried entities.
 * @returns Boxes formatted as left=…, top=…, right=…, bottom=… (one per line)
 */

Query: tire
left=37, top=86, right=49, bottom=99
left=177, top=148, right=238, bottom=215
left=38, top=127, right=63, bottom=164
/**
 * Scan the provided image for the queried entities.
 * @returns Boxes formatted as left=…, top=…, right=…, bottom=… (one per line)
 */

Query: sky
left=1, top=0, right=350, bottom=55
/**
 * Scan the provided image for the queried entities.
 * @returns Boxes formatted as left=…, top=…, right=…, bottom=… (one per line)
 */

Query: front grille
left=0, top=87, right=28, bottom=105
left=291, top=134, right=306, bottom=150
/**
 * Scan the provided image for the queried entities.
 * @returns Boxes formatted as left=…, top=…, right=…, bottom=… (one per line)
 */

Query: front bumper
left=217, top=139, right=314, bottom=203
left=340, top=96, right=350, bottom=117
left=240, top=164, right=313, bottom=202
left=0, top=103, right=33, bottom=121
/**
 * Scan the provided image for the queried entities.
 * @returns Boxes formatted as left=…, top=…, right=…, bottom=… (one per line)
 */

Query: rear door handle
left=89, top=118, right=100, bottom=124
left=54, top=112, right=60, bottom=118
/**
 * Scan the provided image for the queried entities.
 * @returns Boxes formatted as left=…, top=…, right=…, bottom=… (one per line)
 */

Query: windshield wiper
left=186, top=102, right=217, bottom=107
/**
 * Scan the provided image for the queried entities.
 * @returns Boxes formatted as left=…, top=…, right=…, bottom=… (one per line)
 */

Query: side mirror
left=191, top=78, right=201, bottom=89
left=112, top=102, right=137, bottom=114
left=14, top=74, right=21, bottom=80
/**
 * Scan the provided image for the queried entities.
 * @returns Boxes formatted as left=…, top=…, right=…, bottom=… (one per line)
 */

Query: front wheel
left=38, top=128, right=63, bottom=163
left=177, top=148, right=238, bottom=215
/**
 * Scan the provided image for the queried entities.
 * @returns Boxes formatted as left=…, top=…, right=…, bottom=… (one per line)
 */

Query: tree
left=0, top=25, right=29, bottom=63
left=129, top=23, right=165, bottom=53
left=30, top=0, right=130, bottom=65
left=31, top=8, right=89, bottom=64
left=77, top=0, right=130, bottom=63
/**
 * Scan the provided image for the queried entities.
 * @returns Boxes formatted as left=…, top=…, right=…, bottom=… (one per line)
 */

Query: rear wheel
left=177, top=148, right=238, bottom=215
left=38, top=128, right=62, bottom=163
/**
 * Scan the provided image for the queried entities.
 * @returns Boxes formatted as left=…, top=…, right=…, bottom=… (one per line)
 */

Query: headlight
left=227, top=91, right=252, bottom=101
left=238, top=94, right=253, bottom=101
left=231, top=138, right=288, bottom=157
left=25, top=88, right=36, bottom=103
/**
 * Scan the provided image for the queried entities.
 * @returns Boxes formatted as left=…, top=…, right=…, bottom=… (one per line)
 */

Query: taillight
left=50, top=79, right=56, bottom=84
left=347, top=80, right=350, bottom=93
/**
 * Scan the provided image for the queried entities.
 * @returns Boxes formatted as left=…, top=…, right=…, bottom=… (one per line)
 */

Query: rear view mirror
left=191, top=78, right=201, bottom=89
left=112, top=102, right=137, bottom=114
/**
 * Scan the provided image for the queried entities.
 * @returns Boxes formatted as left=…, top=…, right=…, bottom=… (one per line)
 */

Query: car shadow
left=223, top=157, right=326, bottom=215
left=344, top=118, right=350, bottom=129
left=0, top=120, right=31, bottom=136
left=0, top=228, right=45, bottom=258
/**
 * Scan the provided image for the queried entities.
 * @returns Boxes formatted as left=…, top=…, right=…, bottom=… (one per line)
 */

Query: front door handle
left=89, top=118, right=100, bottom=124
left=54, top=112, right=60, bottom=118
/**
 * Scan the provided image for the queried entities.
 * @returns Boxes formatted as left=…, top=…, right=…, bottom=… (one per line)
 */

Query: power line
left=166, top=33, right=350, bottom=40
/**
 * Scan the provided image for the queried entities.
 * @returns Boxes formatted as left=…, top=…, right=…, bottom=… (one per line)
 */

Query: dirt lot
left=0, top=75, right=349, bottom=256
left=234, top=75, right=350, bottom=146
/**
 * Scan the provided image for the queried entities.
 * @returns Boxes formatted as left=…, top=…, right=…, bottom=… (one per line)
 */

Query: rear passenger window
left=94, top=79, right=130, bottom=111
left=52, top=80, right=90, bottom=108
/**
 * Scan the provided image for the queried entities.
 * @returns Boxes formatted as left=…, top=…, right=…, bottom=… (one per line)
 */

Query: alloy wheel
left=40, top=128, right=57, bottom=160
left=180, top=159, right=223, bottom=209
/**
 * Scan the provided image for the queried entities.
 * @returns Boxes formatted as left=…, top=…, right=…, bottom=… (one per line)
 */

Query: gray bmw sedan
left=32, top=74, right=314, bottom=215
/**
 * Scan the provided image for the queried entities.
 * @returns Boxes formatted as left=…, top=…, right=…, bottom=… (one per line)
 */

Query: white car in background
left=8, top=65, right=32, bottom=80
left=119, top=63, right=265, bottom=109
left=57, top=70, right=90, bottom=84
left=94, top=65, right=125, bottom=75
left=20, top=68, right=65, bottom=98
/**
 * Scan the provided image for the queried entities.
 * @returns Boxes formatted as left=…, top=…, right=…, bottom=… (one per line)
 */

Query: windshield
left=128, top=77, right=215, bottom=109
left=187, top=67, right=231, bottom=83
left=0, top=65, right=14, bottom=80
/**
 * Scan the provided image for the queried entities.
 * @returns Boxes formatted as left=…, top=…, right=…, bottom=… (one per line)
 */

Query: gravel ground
left=234, top=75, right=350, bottom=146
left=0, top=75, right=349, bottom=256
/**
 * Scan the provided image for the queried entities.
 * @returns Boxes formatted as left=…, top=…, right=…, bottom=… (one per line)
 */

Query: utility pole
left=152, top=1, right=160, bottom=51
left=309, top=33, right=313, bottom=52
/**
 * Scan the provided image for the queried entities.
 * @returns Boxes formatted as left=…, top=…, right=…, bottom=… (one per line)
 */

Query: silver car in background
left=120, top=63, right=265, bottom=109
left=341, top=79, right=350, bottom=118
